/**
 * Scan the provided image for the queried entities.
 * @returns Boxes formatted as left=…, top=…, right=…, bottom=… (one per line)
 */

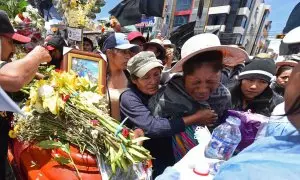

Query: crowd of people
left=1, top=7, right=300, bottom=179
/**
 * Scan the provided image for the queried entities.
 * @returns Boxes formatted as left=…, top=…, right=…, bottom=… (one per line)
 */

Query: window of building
left=176, top=0, right=193, bottom=11
left=234, top=15, right=247, bottom=28
left=174, top=15, right=189, bottom=27
left=240, top=0, right=254, bottom=9
left=208, top=14, right=227, bottom=25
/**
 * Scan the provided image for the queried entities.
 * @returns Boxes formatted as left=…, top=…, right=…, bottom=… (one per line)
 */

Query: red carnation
left=122, top=128, right=129, bottom=138
left=62, top=95, right=70, bottom=102
left=90, top=120, right=99, bottom=126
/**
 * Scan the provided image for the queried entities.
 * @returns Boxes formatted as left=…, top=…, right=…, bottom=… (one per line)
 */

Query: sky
left=265, top=0, right=299, bottom=36
left=97, top=0, right=299, bottom=34
left=96, top=0, right=120, bottom=20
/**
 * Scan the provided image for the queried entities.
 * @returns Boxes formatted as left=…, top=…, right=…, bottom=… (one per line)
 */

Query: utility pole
left=203, top=0, right=212, bottom=33
left=168, top=0, right=177, bottom=37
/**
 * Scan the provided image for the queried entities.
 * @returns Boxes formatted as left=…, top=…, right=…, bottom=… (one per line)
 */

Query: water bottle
left=209, top=161, right=225, bottom=175
left=205, top=116, right=241, bottom=160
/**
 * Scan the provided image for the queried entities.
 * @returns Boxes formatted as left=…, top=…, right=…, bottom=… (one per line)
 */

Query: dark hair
left=83, top=37, right=94, bottom=48
left=276, top=65, right=293, bottom=77
left=130, top=74, right=139, bottom=81
left=183, top=50, right=223, bottom=76
left=231, top=82, right=275, bottom=116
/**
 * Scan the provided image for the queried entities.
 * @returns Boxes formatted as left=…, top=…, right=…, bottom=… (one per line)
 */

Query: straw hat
left=170, top=33, right=249, bottom=73
left=276, top=60, right=298, bottom=68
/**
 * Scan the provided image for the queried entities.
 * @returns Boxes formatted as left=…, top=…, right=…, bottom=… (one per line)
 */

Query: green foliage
left=37, top=140, right=63, bottom=149
left=0, top=0, right=28, bottom=19
left=38, top=141, right=72, bottom=166
left=54, top=156, right=72, bottom=165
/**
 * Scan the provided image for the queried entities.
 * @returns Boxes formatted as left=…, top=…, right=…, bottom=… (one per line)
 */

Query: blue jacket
left=215, top=127, right=300, bottom=180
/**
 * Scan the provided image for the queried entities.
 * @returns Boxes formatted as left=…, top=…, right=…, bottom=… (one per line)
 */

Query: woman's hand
left=183, top=109, right=218, bottom=126
left=133, top=128, right=145, bottom=145
left=164, top=48, right=174, bottom=68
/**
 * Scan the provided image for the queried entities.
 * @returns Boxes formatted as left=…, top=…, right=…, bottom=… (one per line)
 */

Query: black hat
left=46, top=35, right=67, bottom=52
left=239, top=59, right=276, bottom=83
left=0, top=10, right=31, bottom=43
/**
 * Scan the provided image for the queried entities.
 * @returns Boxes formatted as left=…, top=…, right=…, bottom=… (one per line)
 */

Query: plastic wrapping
left=226, top=110, right=269, bottom=152
left=96, top=154, right=152, bottom=180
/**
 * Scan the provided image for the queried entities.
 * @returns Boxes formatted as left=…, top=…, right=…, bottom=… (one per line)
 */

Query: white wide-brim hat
left=283, top=26, right=300, bottom=44
left=276, top=60, right=298, bottom=68
left=163, top=39, right=175, bottom=48
left=170, top=33, right=249, bottom=73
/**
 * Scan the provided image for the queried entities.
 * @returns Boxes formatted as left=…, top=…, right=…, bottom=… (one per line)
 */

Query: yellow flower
left=70, top=0, right=77, bottom=8
left=24, top=106, right=31, bottom=112
left=29, top=89, right=38, bottom=106
left=13, top=125, right=20, bottom=132
left=8, top=130, right=17, bottom=139
left=77, top=76, right=90, bottom=90
left=43, top=92, right=60, bottom=115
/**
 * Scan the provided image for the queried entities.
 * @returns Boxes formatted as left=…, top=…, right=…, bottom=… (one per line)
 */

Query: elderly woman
left=231, top=59, right=284, bottom=117
left=120, top=51, right=215, bottom=178
left=270, top=60, right=298, bottom=96
left=148, top=33, right=248, bottom=161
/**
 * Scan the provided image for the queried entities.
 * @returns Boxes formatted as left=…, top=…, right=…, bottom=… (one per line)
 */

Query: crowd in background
left=1, top=8, right=300, bottom=179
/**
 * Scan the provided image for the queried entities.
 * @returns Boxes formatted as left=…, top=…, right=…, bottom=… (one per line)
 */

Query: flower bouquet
left=53, top=0, right=105, bottom=28
left=12, top=70, right=152, bottom=179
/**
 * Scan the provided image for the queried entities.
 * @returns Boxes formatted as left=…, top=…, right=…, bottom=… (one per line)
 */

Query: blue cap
left=102, top=33, right=137, bottom=53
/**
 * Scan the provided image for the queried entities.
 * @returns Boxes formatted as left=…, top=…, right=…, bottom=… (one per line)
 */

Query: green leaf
left=90, top=85, right=98, bottom=92
left=37, top=140, right=63, bottom=149
left=54, top=156, right=71, bottom=165
left=111, top=162, right=116, bottom=174
left=60, top=143, right=70, bottom=154
left=0, top=5, right=9, bottom=12
left=18, top=0, right=28, bottom=9
left=113, top=145, right=123, bottom=163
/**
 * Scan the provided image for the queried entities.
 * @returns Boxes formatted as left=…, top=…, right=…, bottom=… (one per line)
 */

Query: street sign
left=67, top=27, right=83, bottom=41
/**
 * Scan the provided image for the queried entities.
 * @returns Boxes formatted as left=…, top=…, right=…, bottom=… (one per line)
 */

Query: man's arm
left=0, top=46, right=51, bottom=92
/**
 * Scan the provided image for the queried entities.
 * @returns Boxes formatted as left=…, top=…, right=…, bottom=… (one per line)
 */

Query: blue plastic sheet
left=215, top=134, right=300, bottom=180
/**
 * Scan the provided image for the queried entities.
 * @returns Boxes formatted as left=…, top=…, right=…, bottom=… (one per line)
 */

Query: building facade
left=172, top=0, right=210, bottom=34
left=169, top=0, right=271, bottom=55
left=242, top=1, right=271, bottom=55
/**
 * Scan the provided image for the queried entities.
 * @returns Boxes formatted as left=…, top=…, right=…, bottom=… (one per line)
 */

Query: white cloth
left=171, top=127, right=221, bottom=179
